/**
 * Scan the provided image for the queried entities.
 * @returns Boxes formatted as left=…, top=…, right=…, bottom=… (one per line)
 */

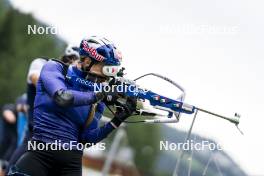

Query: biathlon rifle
left=66, top=67, right=243, bottom=134
left=104, top=69, right=243, bottom=134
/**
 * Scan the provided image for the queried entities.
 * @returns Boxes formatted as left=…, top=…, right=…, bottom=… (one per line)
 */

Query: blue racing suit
left=32, top=60, right=115, bottom=146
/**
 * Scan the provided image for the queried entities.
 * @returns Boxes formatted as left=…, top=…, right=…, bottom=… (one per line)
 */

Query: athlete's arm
left=2, top=104, right=16, bottom=124
left=27, top=58, right=46, bottom=86
left=81, top=106, right=115, bottom=144
left=40, top=61, right=97, bottom=107
left=30, top=74, right=39, bottom=86
left=81, top=122, right=115, bottom=144
left=2, top=110, right=16, bottom=124
left=81, top=98, right=136, bottom=143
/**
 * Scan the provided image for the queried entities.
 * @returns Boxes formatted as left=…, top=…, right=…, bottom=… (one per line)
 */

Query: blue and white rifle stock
left=113, top=74, right=240, bottom=125
left=66, top=72, right=242, bottom=133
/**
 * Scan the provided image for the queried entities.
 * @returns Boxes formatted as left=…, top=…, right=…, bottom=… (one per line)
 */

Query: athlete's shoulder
left=42, top=59, right=64, bottom=72
left=30, top=57, right=48, bottom=67
left=45, top=58, right=64, bottom=66
left=27, top=58, right=49, bottom=84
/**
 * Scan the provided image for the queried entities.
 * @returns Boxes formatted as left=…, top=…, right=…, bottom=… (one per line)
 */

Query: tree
left=0, top=6, right=66, bottom=107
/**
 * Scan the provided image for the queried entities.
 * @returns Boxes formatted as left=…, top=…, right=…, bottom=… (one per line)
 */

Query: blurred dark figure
left=0, top=104, right=17, bottom=170
left=0, top=95, right=28, bottom=175
left=26, top=57, right=48, bottom=137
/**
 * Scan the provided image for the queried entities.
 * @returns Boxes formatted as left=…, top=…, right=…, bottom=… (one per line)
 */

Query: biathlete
left=7, top=45, right=81, bottom=174
left=8, top=36, right=136, bottom=176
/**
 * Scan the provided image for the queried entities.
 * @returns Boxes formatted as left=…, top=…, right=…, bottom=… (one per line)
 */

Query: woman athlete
left=8, top=36, right=136, bottom=176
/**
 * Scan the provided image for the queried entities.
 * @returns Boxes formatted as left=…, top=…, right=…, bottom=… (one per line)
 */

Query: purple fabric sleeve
left=81, top=122, right=115, bottom=143
left=40, top=61, right=96, bottom=106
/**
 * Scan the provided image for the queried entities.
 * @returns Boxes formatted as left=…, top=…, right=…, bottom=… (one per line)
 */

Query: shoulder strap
left=39, top=56, right=50, bottom=61
left=50, top=58, right=69, bottom=77
left=84, top=103, right=98, bottom=128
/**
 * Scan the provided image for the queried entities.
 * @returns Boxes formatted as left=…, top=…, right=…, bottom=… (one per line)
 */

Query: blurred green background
left=0, top=0, right=65, bottom=108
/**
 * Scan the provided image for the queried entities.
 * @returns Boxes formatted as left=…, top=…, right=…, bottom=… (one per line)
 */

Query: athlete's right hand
left=95, top=88, right=120, bottom=105
left=110, top=97, right=137, bottom=128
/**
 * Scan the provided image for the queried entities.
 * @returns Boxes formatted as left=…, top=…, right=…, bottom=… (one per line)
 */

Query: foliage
left=0, top=4, right=66, bottom=107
